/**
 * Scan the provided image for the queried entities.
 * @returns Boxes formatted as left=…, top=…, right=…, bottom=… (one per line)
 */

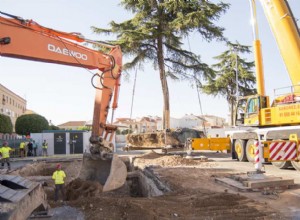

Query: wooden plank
left=243, top=177, right=283, bottom=187
left=0, top=185, right=9, bottom=194
left=12, top=176, right=26, bottom=184
left=2, top=175, right=16, bottom=181
left=17, top=179, right=30, bottom=188
left=9, top=191, right=27, bottom=202
left=215, top=178, right=251, bottom=192
left=247, top=179, right=294, bottom=189
left=1, top=189, right=17, bottom=200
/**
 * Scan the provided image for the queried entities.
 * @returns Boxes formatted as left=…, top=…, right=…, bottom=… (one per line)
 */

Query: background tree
left=49, top=125, right=60, bottom=130
left=201, top=42, right=256, bottom=125
left=0, top=114, right=13, bottom=134
left=15, top=114, right=49, bottom=135
left=92, top=0, right=229, bottom=129
left=77, top=126, right=91, bottom=131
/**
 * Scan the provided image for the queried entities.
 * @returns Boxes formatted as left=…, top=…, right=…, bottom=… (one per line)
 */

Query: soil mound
left=18, top=162, right=57, bottom=176
left=66, top=178, right=103, bottom=201
left=126, top=128, right=204, bottom=148
left=134, top=152, right=217, bottom=168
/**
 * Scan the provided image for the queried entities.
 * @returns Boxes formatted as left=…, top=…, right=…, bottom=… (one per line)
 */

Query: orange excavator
left=0, top=11, right=126, bottom=191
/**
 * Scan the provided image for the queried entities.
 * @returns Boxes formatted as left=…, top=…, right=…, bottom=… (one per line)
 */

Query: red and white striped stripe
left=254, top=141, right=262, bottom=171
left=269, top=141, right=297, bottom=161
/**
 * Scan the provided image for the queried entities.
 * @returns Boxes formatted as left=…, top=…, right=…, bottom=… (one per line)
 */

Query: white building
left=156, top=114, right=206, bottom=130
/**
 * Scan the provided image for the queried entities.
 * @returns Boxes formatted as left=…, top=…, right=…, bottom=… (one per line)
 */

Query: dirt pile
left=17, top=162, right=57, bottom=176
left=67, top=190, right=282, bottom=220
left=133, top=152, right=217, bottom=168
left=126, top=128, right=204, bottom=148
left=66, top=178, right=103, bottom=200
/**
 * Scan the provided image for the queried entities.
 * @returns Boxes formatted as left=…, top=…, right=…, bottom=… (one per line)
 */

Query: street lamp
left=232, top=47, right=239, bottom=100
left=231, top=47, right=239, bottom=127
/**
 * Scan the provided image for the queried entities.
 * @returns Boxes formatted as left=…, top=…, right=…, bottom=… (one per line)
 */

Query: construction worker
left=19, top=140, right=26, bottom=157
left=52, top=163, right=66, bottom=202
left=1, top=142, right=14, bottom=170
left=42, top=140, right=48, bottom=157
left=32, top=140, right=38, bottom=157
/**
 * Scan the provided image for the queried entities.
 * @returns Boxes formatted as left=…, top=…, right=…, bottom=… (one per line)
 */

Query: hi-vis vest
left=42, top=142, right=48, bottom=149
left=1, top=146, right=12, bottom=158
left=52, top=170, right=66, bottom=184
left=19, top=142, right=25, bottom=149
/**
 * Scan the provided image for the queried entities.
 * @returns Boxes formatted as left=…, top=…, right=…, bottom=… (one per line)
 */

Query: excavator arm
left=0, top=11, right=122, bottom=143
left=0, top=11, right=126, bottom=191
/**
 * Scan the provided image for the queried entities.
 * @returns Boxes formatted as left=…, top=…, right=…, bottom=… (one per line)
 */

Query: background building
left=0, top=83, right=27, bottom=130
left=57, top=121, right=87, bottom=130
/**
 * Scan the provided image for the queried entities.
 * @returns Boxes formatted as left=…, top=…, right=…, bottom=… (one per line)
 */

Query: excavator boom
left=0, top=11, right=126, bottom=191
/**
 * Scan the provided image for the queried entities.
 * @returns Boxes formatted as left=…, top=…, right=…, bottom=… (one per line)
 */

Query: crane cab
left=235, top=95, right=269, bottom=127
left=236, top=91, right=300, bottom=127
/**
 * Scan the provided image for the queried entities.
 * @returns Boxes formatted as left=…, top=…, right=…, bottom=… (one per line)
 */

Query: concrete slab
left=215, top=174, right=295, bottom=192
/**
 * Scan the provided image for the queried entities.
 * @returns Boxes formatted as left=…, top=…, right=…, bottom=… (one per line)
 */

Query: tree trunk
left=230, top=101, right=235, bottom=126
left=157, top=35, right=170, bottom=129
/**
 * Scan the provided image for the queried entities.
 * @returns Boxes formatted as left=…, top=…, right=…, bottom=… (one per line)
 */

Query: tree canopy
left=92, top=0, right=229, bottom=128
left=201, top=42, right=256, bottom=124
left=0, top=114, right=13, bottom=134
left=15, top=114, right=49, bottom=135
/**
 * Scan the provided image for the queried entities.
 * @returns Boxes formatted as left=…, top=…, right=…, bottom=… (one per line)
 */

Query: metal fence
left=0, top=138, right=27, bottom=158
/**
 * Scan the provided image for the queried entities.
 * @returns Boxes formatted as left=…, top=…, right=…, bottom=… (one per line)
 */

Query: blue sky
left=1, top=0, right=300, bottom=125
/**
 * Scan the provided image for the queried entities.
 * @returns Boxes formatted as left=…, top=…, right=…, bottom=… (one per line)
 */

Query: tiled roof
left=115, top=118, right=133, bottom=122
left=24, top=109, right=36, bottom=115
left=58, top=121, right=86, bottom=127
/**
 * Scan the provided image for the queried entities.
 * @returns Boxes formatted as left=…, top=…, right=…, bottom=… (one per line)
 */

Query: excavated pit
left=65, top=167, right=170, bottom=200
left=126, top=167, right=171, bottom=197
left=15, top=159, right=170, bottom=202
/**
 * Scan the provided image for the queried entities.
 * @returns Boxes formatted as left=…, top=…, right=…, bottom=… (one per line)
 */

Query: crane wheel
left=234, top=139, right=247, bottom=162
left=245, top=139, right=256, bottom=163
left=291, top=161, right=300, bottom=171
left=272, top=161, right=291, bottom=169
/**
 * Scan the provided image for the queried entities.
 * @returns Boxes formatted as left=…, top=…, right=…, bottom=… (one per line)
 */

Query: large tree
left=201, top=42, right=256, bottom=125
left=0, top=114, right=13, bottom=134
left=92, top=0, right=229, bottom=129
left=15, top=114, right=49, bottom=135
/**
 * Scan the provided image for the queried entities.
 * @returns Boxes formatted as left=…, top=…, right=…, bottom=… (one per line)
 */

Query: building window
left=2, top=95, right=6, bottom=105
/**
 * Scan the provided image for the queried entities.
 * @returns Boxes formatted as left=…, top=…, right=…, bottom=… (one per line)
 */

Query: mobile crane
left=189, top=0, right=300, bottom=171
left=229, top=0, right=300, bottom=170
left=0, top=11, right=127, bottom=191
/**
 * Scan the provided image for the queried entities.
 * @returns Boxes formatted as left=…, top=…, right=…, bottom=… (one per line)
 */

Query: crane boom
left=259, top=0, right=300, bottom=90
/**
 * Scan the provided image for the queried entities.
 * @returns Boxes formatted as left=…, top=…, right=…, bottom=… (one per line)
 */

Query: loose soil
left=12, top=153, right=290, bottom=220
left=126, top=128, right=204, bottom=148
